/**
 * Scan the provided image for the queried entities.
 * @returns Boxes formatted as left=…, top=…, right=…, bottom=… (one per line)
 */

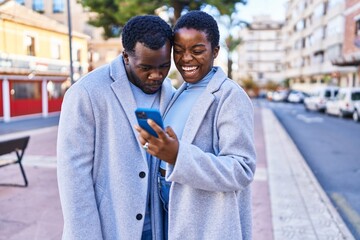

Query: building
left=15, top=0, right=123, bottom=71
left=282, top=0, right=357, bottom=92
left=236, top=15, right=285, bottom=86
left=331, top=0, right=360, bottom=87
left=0, top=0, right=89, bottom=122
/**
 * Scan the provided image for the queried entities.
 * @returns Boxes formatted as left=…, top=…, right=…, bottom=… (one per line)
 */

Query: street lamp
left=66, top=0, right=74, bottom=84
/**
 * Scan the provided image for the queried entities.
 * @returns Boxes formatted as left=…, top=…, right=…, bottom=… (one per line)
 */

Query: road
left=260, top=99, right=360, bottom=239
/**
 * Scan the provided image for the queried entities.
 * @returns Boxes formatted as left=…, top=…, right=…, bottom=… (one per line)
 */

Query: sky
left=237, top=0, right=288, bottom=22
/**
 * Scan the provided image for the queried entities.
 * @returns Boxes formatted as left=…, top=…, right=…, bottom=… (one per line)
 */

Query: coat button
left=136, top=214, right=143, bottom=220
left=139, top=171, right=146, bottom=178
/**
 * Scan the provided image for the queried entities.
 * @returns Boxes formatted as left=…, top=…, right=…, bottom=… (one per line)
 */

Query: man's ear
left=123, top=50, right=129, bottom=64
left=213, top=45, right=220, bottom=59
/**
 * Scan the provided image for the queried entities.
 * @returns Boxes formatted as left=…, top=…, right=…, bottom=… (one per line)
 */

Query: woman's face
left=173, top=28, right=219, bottom=84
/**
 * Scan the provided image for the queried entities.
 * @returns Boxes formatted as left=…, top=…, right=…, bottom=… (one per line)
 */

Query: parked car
left=287, top=90, right=310, bottom=103
left=272, top=90, right=289, bottom=102
left=325, top=87, right=360, bottom=118
left=304, top=86, right=339, bottom=112
left=353, top=101, right=360, bottom=122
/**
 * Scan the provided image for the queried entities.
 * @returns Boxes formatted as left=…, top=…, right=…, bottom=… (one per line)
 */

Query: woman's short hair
left=174, top=10, right=220, bottom=49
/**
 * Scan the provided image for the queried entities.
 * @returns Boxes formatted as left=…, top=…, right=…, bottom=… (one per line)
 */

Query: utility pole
left=66, top=0, right=74, bottom=84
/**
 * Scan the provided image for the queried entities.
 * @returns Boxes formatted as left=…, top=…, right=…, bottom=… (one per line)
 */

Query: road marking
left=331, top=192, right=360, bottom=238
left=296, top=114, right=323, bottom=123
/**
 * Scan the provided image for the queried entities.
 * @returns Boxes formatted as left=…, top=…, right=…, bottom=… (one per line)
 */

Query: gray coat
left=165, top=68, right=256, bottom=240
left=57, top=56, right=173, bottom=240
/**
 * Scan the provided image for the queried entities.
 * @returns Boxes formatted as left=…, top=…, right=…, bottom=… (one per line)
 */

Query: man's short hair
left=174, top=10, right=219, bottom=49
left=122, top=15, right=173, bottom=55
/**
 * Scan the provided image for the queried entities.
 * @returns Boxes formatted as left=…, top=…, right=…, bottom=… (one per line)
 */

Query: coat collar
left=166, top=67, right=228, bottom=143
left=109, top=55, right=174, bottom=160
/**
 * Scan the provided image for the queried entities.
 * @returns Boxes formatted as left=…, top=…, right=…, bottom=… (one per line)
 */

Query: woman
left=135, top=11, right=256, bottom=240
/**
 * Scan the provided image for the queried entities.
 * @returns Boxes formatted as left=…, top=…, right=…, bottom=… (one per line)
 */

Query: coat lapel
left=109, top=56, right=148, bottom=160
left=109, top=56, right=174, bottom=161
left=181, top=67, right=228, bottom=143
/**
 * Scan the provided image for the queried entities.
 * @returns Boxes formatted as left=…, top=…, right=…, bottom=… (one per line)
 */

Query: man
left=57, top=15, right=173, bottom=240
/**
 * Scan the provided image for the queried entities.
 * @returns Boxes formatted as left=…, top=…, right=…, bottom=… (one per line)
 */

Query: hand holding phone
left=135, top=108, right=164, bottom=138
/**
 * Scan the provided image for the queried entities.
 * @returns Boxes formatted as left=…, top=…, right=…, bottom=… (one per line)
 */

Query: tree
left=77, top=0, right=247, bottom=38
left=225, top=34, right=242, bottom=79
left=240, top=76, right=259, bottom=98
left=219, top=11, right=248, bottom=79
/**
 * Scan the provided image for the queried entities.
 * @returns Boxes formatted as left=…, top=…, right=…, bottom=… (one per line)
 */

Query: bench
left=0, top=136, right=30, bottom=187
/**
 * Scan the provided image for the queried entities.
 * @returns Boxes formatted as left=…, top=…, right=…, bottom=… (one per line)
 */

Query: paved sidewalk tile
left=252, top=105, right=273, bottom=240
left=0, top=165, right=62, bottom=240
left=262, top=108, right=354, bottom=240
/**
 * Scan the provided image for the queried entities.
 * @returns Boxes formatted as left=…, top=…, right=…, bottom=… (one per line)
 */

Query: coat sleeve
left=166, top=86, right=256, bottom=192
left=57, top=83, right=102, bottom=239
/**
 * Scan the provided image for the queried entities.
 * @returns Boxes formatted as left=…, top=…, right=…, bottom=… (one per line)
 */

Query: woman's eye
left=193, top=50, right=204, bottom=54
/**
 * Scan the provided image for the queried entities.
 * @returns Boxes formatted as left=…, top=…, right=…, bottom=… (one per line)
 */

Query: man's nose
left=148, top=70, right=163, bottom=80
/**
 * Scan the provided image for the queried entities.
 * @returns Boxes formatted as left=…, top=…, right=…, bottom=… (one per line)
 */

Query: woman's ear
left=213, top=45, right=220, bottom=59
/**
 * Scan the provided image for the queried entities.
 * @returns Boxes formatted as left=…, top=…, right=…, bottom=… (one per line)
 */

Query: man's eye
left=160, top=64, right=171, bottom=69
left=140, top=66, right=150, bottom=71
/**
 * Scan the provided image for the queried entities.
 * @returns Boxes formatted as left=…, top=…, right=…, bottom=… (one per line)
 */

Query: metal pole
left=66, top=0, right=74, bottom=84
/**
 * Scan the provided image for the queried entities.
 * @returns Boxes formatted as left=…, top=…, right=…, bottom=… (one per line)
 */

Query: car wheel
left=353, top=110, right=360, bottom=122
left=339, top=110, right=344, bottom=118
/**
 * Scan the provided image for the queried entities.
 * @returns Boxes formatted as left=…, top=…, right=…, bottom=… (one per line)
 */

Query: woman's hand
left=135, top=119, right=179, bottom=165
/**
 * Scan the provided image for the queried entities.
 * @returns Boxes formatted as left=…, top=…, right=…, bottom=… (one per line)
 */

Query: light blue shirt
left=130, top=82, right=160, bottom=232
left=160, top=67, right=217, bottom=170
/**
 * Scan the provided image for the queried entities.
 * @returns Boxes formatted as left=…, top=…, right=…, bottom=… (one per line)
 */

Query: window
left=47, top=81, right=66, bottom=99
left=351, top=92, right=360, bottom=101
left=25, top=35, right=36, bottom=56
left=51, top=39, right=61, bottom=59
left=53, top=0, right=64, bottom=13
left=326, top=16, right=344, bottom=37
left=32, top=0, right=44, bottom=13
left=328, top=0, right=343, bottom=8
left=11, top=82, right=41, bottom=99
left=355, top=19, right=360, bottom=36
left=313, top=51, right=324, bottom=64
left=15, top=0, right=25, bottom=5
left=313, top=3, right=325, bottom=20
left=325, top=44, right=341, bottom=60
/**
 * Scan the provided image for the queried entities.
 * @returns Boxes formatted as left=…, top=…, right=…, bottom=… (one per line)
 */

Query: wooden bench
left=0, top=136, right=30, bottom=187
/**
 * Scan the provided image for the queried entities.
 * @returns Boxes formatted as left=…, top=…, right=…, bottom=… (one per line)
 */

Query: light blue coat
left=57, top=56, right=173, bottom=240
left=165, top=68, right=256, bottom=240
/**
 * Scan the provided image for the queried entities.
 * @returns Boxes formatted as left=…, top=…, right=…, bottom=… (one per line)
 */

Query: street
left=260, top=99, right=360, bottom=239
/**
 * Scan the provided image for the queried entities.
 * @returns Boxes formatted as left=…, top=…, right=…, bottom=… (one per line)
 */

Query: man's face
left=123, top=41, right=171, bottom=94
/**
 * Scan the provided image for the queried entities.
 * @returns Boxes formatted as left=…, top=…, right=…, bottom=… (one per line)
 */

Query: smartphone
left=135, top=108, right=164, bottom=138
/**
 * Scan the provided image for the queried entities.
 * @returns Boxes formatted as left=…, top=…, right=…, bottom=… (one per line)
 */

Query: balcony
left=0, top=53, right=70, bottom=76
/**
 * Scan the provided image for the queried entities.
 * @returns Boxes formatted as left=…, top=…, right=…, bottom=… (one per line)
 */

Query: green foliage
left=77, top=0, right=247, bottom=39
left=264, top=80, right=279, bottom=91
left=240, top=76, right=260, bottom=98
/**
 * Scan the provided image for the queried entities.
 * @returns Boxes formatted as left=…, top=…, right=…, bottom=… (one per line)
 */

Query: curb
left=262, top=108, right=354, bottom=240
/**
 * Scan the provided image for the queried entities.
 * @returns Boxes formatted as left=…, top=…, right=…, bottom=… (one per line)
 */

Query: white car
left=304, top=86, right=339, bottom=112
left=325, top=87, right=360, bottom=118
left=287, top=90, right=309, bottom=103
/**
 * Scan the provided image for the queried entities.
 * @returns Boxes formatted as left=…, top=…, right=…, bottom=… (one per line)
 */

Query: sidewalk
left=0, top=106, right=355, bottom=240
